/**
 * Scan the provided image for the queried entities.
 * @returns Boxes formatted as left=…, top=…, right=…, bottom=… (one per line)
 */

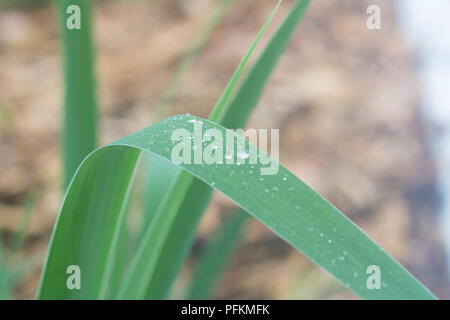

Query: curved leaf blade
left=38, top=148, right=140, bottom=299
left=39, top=115, right=436, bottom=300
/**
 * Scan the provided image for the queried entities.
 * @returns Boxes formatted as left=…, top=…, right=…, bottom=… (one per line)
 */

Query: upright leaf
left=220, top=0, right=312, bottom=128
left=54, top=0, right=98, bottom=187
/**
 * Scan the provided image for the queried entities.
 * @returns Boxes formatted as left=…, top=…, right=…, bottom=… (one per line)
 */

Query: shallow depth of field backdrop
left=0, top=0, right=449, bottom=299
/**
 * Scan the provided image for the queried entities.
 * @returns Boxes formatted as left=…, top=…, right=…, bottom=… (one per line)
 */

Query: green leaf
left=38, top=148, right=141, bottom=299
left=54, top=0, right=98, bottom=188
left=143, top=155, right=181, bottom=231
left=186, top=210, right=248, bottom=299
left=38, top=115, right=436, bottom=300
left=209, top=0, right=282, bottom=122
left=143, top=173, right=213, bottom=299
left=221, top=0, right=312, bottom=129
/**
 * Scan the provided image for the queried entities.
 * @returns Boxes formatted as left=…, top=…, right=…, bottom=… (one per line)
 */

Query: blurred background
left=0, top=0, right=449, bottom=299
